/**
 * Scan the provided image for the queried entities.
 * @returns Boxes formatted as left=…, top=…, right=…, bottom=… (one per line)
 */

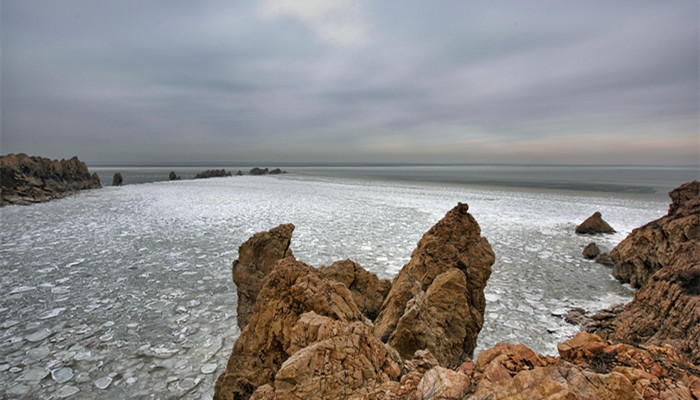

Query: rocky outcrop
left=249, top=167, right=268, bottom=175
left=195, top=169, right=233, bottom=179
left=575, top=211, right=616, bottom=234
left=168, top=171, right=181, bottom=180
left=236, top=170, right=243, bottom=176
left=214, top=258, right=401, bottom=400
left=373, top=202, right=495, bottom=366
left=582, top=242, right=600, bottom=259
left=231, top=224, right=295, bottom=330
left=318, top=259, right=391, bottom=320
left=611, top=180, right=699, bottom=288
left=112, top=172, right=123, bottom=186
left=1, top=153, right=101, bottom=206
left=595, top=252, right=614, bottom=266
left=268, top=168, right=283, bottom=175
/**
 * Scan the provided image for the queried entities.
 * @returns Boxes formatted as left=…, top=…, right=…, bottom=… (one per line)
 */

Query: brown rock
left=373, top=203, right=495, bottom=366
left=112, top=172, right=123, bottom=186
left=268, top=168, right=283, bottom=175
left=1, top=153, right=102, bottom=205
left=595, top=252, right=614, bottom=266
left=414, top=366, right=470, bottom=400
left=318, top=259, right=391, bottom=320
left=249, top=167, right=268, bottom=175
left=582, top=242, right=600, bottom=259
left=575, top=211, right=616, bottom=234
left=195, top=169, right=232, bottom=179
left=611, top=181, right=699, bottom=288
left=168, top=171, right=181, bottom=180
left=232, top=224, right=295, bottom=330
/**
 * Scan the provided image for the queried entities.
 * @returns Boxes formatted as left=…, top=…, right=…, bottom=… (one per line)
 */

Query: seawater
left=0, top=168, right=680, bottom=398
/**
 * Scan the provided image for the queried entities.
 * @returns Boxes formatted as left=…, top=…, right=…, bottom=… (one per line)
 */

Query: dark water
left=91, top=164, right=698, bottom=195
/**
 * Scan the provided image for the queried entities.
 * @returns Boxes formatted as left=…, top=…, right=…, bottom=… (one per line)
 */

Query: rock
left=414, top=366, right=471, bottom=400
left=214, top=258, right=397, bottom=400
left=236, top=170, right=243, bottom=176
left=249, top=167, right=269, bottom=175
left=231, top=224, right=295, bottom=330
left=195, top=169, right=232, bottom=179
left=611, top=181, right=699, bottom=288
left=575, top=212, right=616, bottom=234
left=318, top=259, right=391, bottom=320
left=563, top=307, right=591, bottom=326
left=582, top=242, right=600, bottom=259
left=169, top=171, right=181, bottom=180
left=268, top=168, right=283, bottom=175
left=1, top=153, right=101, bottom=206
left=373, top=202, right=495, bottom=366
left=112, top=172, right=123, bottom=186
left=595, top=252, right=614, bottom=266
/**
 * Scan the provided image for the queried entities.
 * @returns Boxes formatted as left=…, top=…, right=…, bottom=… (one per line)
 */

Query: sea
left=0, top=164, right=697, bottom=399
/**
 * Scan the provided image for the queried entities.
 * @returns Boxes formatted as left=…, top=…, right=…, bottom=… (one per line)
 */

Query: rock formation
left=231, top=224, right=295, bottom=330
left=318, top=259, right=391, bottom=320
left=236, top=170, right=243, bottom=176
left=575, top=211, right=616, bottom=234
left=611, top=180, right=699, bottom=288
left=582, top=242, right=600, bottom=259
left=112, top=172, right=123, bottom=186
left=249, top=167, right=268, bottom=175
left=373, top=202, right=495, bottom=366
left=168, top=171, right=181, bottom=180
left=595, top=252, right=614, bottom=266
left=268, top=168, right=283, bottom=175
left=1, top=153, right=101, bottom=206
left=195, top=169, right=233, bottom=179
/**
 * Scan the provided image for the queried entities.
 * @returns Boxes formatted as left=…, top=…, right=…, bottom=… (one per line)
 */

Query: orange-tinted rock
left=319, top=259, right=391, bottom=320
left=231, top=224, right=295, bottom=329
left=373, top=203, right=495, bottom=366
left=611, top=181, right=699, bottom=288
left=575, top=211, right=616, bottom=234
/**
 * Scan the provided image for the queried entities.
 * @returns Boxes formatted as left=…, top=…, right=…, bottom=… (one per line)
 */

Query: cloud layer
left=2, top=0, right=698, bottom=164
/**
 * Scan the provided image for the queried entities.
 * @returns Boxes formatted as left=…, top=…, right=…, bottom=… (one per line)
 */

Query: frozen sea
left=0, top=165, right=689, bottom=399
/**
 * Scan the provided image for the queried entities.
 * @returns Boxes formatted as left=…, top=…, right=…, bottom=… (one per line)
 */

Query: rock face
left=582, top=242, right=600, bottom=259
left=168, top=171, right=181, bottom=180
left=231, top=224, right=295, bottom=330
left=112, top=172, right=123, bottom=186
left=195, top=169, right=232, bottom=179
left=611, top=180, right=699, bottom=288
left=373, top=202, right=495, bottom=366
left=1, top=153, right=101, bottom=206
left=214, top=258, right=401, bottom=400
left=575, top=211, right=616, bottom=234
left=318, top=259, right=391, bottom=320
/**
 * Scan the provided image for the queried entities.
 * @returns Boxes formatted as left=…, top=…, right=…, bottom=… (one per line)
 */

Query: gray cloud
left=2, top=0, right=697, bottom=164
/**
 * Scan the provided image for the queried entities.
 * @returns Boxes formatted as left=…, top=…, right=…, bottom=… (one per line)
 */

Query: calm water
left=0, top=165, right=691, bottom=398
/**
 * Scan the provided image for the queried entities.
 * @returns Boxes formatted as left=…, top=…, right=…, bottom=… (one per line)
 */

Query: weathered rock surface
left=575, top=211, right=616, bottom=234
left=214, top=258, right=401, bottom=400
left=1, top=153, right=101, bottom=206
left=168, top=171, right=181, bottom=180
left=582, top=242, right=600, bottom=259
left=595, top=252, right=614, bottom=266
left=231, top=224, right=295, bottom=330
left=112, top=172, right=123, bottom=186
left=319, top=259, right=391, bottom=320
left=195, top=169, right=232, bottom=179
left=611, top=180, right=699, bottom=288
left=373, top=202, right=495, bottom=366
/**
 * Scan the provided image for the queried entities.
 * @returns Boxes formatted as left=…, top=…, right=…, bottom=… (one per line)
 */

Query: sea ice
left=25, top=328, right=52, bottom=343
left=52, top=367, right=74, bottom=383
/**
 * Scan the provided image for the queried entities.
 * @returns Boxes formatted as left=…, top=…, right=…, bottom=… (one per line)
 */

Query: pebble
left=95, top=376, right=113, bottom=389
left=200, top=364, right=217, bottom=374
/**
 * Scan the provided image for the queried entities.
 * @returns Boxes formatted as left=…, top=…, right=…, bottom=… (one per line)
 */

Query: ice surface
left=0, top=173, right=669, bottom=398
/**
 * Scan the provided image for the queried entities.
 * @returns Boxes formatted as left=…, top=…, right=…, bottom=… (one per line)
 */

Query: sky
left=1, top=0, right=698, bottom=165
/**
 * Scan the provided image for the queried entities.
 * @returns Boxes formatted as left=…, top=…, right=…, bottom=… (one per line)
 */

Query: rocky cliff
left=1, top=153, right=101, bottom=205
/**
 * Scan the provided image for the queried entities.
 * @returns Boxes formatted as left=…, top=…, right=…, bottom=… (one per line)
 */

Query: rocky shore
left=1, top=153, right=101, bottom=206
left=214, top=183, right=700, bottom=400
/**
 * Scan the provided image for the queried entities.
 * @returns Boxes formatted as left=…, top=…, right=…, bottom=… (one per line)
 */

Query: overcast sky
left=2, top=1, right=698, bottom=165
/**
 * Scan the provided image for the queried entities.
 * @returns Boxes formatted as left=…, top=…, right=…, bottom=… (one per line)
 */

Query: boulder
left=319, top=259, right=391, bottom=320
left=232, top=224, right=295, bottom=330
left=582, top=242, right=600, bottom=259
left=575, top=212, right=616, bottom=234
left=236, top=170, right=243, bottom=176
left=168, top=171, right=181, bottom=180
left=268, top=168, right=283, bottom=175
left=112, top=172, right=123, bottom=186
left=611, top=181, right=699, bottom=287
left=249, top=167, right=268, bottom=176
left=1, top=153, right=101, bottom=206
left=373, top=202, right=495, bottom=366
left=595, top=252, right=614, bottom=266
left=195, top=169, right=232, bottom=179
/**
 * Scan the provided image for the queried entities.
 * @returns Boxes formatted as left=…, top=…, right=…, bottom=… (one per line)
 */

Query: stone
left=582, top=242, right=600, bottom=259
left=231, top=223, right=295, bottom=329
left=318, top=259, right=391, bottom=320
left=1, top=153, right=101, bottom=206
left=112, top=172, right=123, bottom=186
left=373, top=202, right=495, bottom=366
left=595, top=252, right=614, bottom=266
left=611, top=181, right=699, bottom=288
left=249, top=167, right=268, bottom=175
left=268, top=168, right=283, bottom=175
left=52, top=367, right=74, bottom=383
left=25, top=328, right=52, bottom=343
left=201, top=364, right=218, bottom=374
left=415, top=367, right=471, bottom=400
left=195, top=169, right=232, bottom=179
left=575, top=211, right=616, bottom=234
left=95, top=376, right=113, bottom=389
left=169, top=171, right=181, bottom=180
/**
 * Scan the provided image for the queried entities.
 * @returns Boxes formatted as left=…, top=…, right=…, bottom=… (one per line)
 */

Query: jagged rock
left=195, top=169, right=232, bottom=179
left=575, top=211, right=616, bottom=234
left=595, top=252, right=614, bottom=266
left=236, top=170, right=243, bottom=176
left=593, top=242, right=700, bottom=364
left=214, top=258, right=400, bottom=400
left=249, top=167, right=268, bottom=176
left=168, top=171, right=181, bottom=180
left=112, top=172, right=123, bottom=186
left=373, top=202, right=495, bottom=366
left=582, top=242, right=600, bottom=259
left=318, top=259, right=391, bottom=320
left=1, top=153, right=101, bottom=206
left=611, top=181, right=699, bottom=288
left=231, top=224, right=295, bottom=330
